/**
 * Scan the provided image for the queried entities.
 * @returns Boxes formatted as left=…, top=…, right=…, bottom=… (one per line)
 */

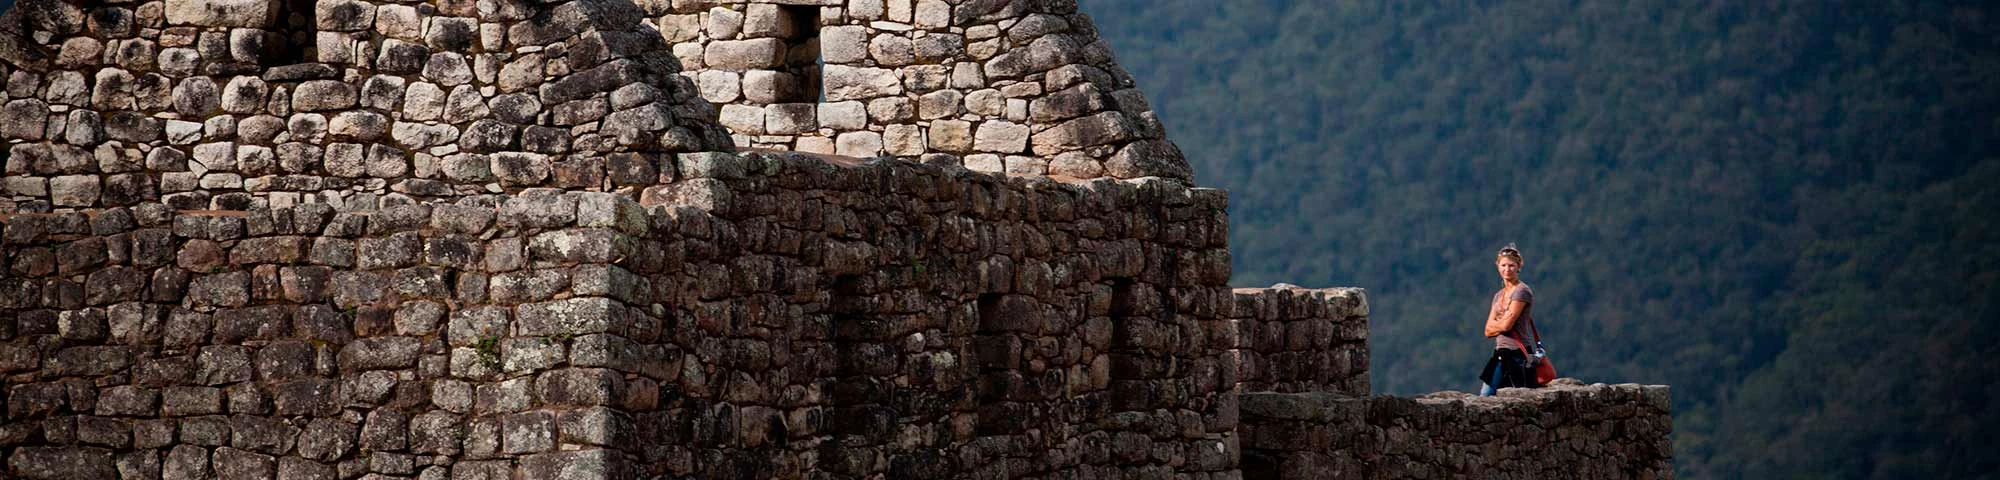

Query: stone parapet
left=1223, top=286, right=1369, bottom=396
left=1239, top=383, right=1674, bottom=480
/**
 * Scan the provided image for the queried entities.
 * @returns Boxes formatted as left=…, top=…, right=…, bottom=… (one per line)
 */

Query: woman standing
left=1478, top=244, right=1540, bottom=395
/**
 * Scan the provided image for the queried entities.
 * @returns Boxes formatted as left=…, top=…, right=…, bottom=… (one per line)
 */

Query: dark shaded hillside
left=1081, top=0, right=2000, bottom=477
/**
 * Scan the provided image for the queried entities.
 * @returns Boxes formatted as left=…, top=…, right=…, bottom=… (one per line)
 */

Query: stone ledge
left=1241, top=382, right=1674, bottom=480
left=1242, top=382, right=1671, bottom=421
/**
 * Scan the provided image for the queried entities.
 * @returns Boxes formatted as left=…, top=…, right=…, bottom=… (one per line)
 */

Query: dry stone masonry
left=1241, top=383, right=1675, bottom=479
left=665, top=0, right=1188, bottom=179
left=1, top=0, right=733, bottom=214
left=1, top=0, right=1667, bottom=479
left=1225, top=287, right=1368, bottom=397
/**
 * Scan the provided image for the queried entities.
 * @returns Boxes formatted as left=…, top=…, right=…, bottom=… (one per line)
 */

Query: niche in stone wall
left=1105, top=278, right=1157, bottom=412
left=973, top=292, right=1028, bottom=436
left=825, top=273, right=902, bottom=464
left=269, top=0, right=318, bottom=65
left=769, top=4, right=822, bottom=103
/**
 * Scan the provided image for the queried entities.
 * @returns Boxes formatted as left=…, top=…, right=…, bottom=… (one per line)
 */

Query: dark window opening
left=776, top=5, right=823, bottom=103
left=268, top=0, right=318, bottom=66
left=1106, top=279, right=1155, bottom=412
left=825, top=274, right=901, bottom=457
left=1108, top=278, right=1137, bottom=318
left=972, top=293, right=1028, bottom=436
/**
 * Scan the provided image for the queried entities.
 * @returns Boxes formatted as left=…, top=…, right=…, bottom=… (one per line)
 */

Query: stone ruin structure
left=0, top=0, right=1671, bottom=478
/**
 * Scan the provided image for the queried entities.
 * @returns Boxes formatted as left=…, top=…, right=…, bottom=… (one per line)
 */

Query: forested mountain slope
left=1080, top=0, right=2000, bottom=478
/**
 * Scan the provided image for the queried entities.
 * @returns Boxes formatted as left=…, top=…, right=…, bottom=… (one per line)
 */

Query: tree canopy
left=1082, top=0, right=2000, bottom=477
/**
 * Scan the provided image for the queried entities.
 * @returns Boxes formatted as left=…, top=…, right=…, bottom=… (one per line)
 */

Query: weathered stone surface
left=9, top=446, right=117, bottom=479
left=869, top=34, right=915, bottom=66
left=1240, top=384, right=1673, bottom=479
left=359, top=75, right=405, bottom=110
left=297, top=419, right=356, bottom=461
left=490, top=93, right=542, bottom=124
left=401, top=82, right=448, bottom=120
left=291, top=80, right=357, bottom=112
left=328, top=111, right=390, bottom=141
left=1, top=99, right=47, bottom=140
left=315, top=0, right=376, bottom=31
left=928, top=120, right=973, bottom=152
left=765, top=103, right=817, bottom=135
left=1104, top=139, right=1193, bottom=180
left=823, top=65, right=904, bottom=101
left=974, top=120, right=1030, bottom=153
left=212, top=446, right=274, bottom=479
left=423, top=52, right=475, bottom=86
left=460, top=120, right=519, bottom=153
left=1032, top=111, right=1138, bottom=154
left=704, top=38, right=784, bottom=70
left=165, top=0, right=277, bottom=27
left=836, top=131, right=884, bottom=157
left=49, top=175, right=101, bottom=207
left=492, top=152, right=550, bottom=185
left=339, top=337, right=421, bottom=371
left=376, top=39, right=429, bottom=74
left=374, top=4, right=422, bottom=40
left=426, top=17, right=478, bottom=51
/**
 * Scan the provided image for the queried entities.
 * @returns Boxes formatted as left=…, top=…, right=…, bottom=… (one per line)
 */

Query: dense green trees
left=1082, top=0, right=2000, bottom=477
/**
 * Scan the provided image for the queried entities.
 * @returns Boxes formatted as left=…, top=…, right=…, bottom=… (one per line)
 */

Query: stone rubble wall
left=0, top=0, right=731, bottom=215
left=656, top=0, right=1191, bottom=180
left=1238, top=384, right=1674, bottom=480
left=1224, top=286, right=1368, bottom=397
left=621, top=151, right=1232, bottom=478
left=0, top=0, right=1194, bottom=219
left=0, top=196, right=663, bottom=479
left=0, top=151, right=1257, bottom=479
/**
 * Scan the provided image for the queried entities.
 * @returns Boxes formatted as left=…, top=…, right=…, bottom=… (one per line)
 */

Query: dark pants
left=1478, top=348, right=1536, bottom=395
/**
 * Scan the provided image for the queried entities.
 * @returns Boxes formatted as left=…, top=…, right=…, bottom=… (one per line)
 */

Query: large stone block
left=704, top=39, right=785, bottom=71
left=1032, top=111, right=1137, bottom=154
left=338, top=337, right=421, bottom=371
left=3, top=99, right=49, bottom=140
left=517, top=297, right=625, bottom=337
left=8, top=446, right=117, bottom=480
left=519, top=449, right=628, bottom=479
left=973, top=120, right=1030, bottom=153
left=314, top=0, right=376, bottom=31
left=165, top=0, right=278, bottom=27
left=823, top=65, right=905, bottom=101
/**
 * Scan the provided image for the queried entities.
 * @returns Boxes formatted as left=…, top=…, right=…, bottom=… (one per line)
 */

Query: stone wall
left=663, top=0, right=1190, bottom=179
left=0, top=0, right=730, bottom=215
left=0, top=151, right=1251, bottom=479
left=624, top=151, right=1232, bottom=476
left=0, top=198, right=665, bottom=479
left=615, top=151, right=1235, bottom=477
left=1224, top=286, right=1368, bottom=397
left=1239, top=384, right=1674, bottom=480
left=0, top=0, right=1189, bottom=219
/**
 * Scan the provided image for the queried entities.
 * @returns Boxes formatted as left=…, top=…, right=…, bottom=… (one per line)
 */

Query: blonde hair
left=1496, top=243, right=1524, bottom=263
